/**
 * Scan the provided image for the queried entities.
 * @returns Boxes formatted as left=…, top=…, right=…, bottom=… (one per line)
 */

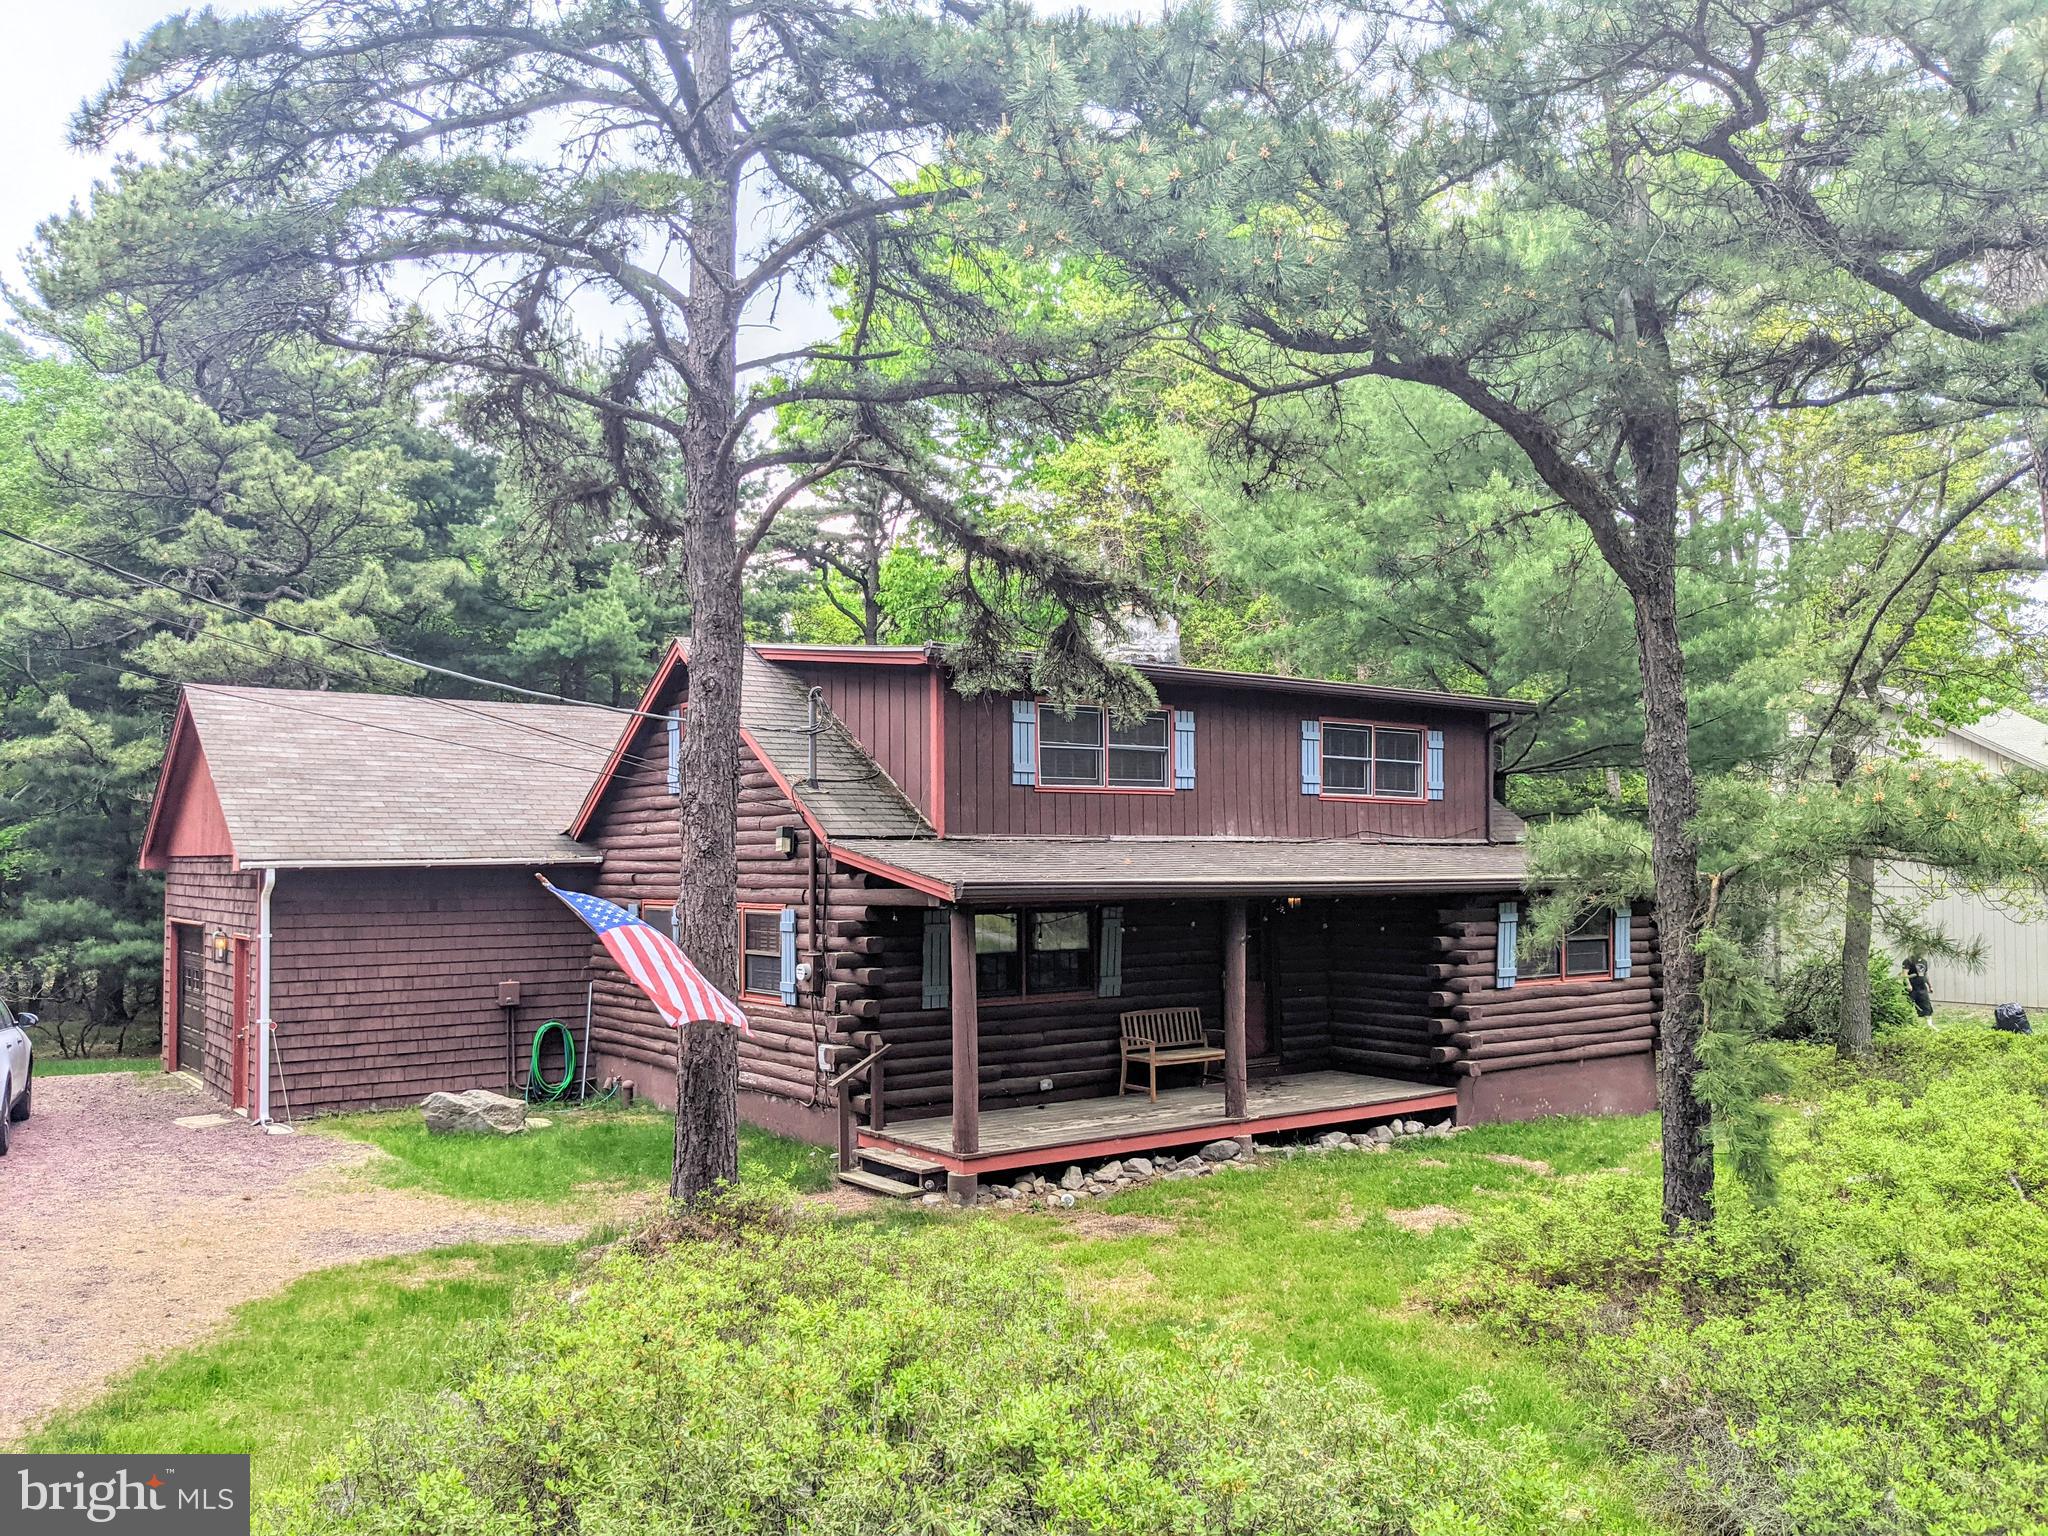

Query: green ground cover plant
left=32, top=1055, right=158, bottom=1076
left=268, top=1192, right=1627, bottom=1536
left=1449, top=1020, right=2048, bottom=1536
left=319, top=1105, right=837, bottom=1201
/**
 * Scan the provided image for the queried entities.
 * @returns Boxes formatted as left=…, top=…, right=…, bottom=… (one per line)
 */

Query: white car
left=0, top=999, right=34, bottom=1156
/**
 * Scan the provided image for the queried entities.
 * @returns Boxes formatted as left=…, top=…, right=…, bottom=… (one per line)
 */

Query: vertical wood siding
left=941, top=685, right=1493, bottom=839
left=782, top=661, right=934, bottom=821
left=1877, top=864, right=2048, bottom=1008
left=265, top=867, right=594, bottom=1115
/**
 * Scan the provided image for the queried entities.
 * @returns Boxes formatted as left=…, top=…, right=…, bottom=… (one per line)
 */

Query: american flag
left=538, top=877, right=750, bottom=1033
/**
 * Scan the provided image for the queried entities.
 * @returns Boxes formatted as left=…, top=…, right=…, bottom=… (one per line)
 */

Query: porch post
left=947, top=905, right=980, bottom=1203
left=1222, top=898, right=1249, bottom=1120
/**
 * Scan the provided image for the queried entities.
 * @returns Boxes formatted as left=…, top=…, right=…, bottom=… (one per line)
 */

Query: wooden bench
left=1119, top=1008, right=1227, bottom=1100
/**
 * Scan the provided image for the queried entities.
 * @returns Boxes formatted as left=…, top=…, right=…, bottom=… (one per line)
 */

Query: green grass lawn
left=34, top=1055, right=159, bottom=1076
left=22, top=1244, right=581, bottom=1486
left=317, top=1104, right=839, bottom=1201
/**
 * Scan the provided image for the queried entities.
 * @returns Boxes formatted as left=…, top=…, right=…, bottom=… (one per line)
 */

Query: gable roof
left=568, top=643, right=932, bottom=841
left=1946, top=708, right=2048, bottom=771
left=142, top=685, right=620, bottom=870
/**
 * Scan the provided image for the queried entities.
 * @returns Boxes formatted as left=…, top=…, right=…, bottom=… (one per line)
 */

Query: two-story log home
left=572, top=643, right=1660, bottom=1198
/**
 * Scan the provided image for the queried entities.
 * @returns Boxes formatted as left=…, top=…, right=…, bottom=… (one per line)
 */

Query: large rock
left=1199, top=1139, right=1241, bottom=1162
left=421, top=1089, right=528, bottom=1136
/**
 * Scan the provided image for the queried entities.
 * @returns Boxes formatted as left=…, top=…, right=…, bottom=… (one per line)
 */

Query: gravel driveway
left=0, top=1071, right=603, bottom=1444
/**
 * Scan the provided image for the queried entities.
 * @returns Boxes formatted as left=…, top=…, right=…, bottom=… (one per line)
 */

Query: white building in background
left=1880, top=709, right=2048, bottom=1010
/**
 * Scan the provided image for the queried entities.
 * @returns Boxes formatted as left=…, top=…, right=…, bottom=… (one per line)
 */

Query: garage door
left=176, top=926, right=207, bottom=1077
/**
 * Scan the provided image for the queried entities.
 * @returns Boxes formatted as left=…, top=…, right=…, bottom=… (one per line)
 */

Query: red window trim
left=1518, top=916, right=1616, bottom=985
left=1034, top=704, right=1175, bottom=795
left=736, top=902, right=785, bottom=1003
left=1316, top=716, right=1429, bottom=804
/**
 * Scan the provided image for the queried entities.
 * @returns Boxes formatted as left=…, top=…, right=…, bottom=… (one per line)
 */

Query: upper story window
left=1320, top=722, right=1425, bottom=800
left=1039, top=707, right=1171, bottom=790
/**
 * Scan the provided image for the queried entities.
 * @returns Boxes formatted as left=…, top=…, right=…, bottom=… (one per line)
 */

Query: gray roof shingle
left=180, top=685, right=621, bottom=869
left=830, top=835, right=1527, bottom=903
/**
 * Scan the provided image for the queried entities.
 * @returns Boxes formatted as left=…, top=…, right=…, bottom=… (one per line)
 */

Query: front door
left=230, top=938, right=252, bottom=1111
left=1245, top=915, right=1274, bottom=1059
left=174, top=924, right=207, bottom=1078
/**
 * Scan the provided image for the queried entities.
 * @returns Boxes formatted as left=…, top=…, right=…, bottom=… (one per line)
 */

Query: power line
left=0, top=526, right=674, bottom=721
left=0, top=558, right=665, bottom=773
left=0, top=567, right=652, bottom=780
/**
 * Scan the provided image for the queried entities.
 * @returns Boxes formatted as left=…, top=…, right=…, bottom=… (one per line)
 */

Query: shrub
left=1446, top=1022, right=2048, bottom=1536
left=272, top=1190, right=1581, bottom=1535
left=1773, top=949, right=1917, bottom=1042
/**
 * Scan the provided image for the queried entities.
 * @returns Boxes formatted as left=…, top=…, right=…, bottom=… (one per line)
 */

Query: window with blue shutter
left=1427, top=729, right=1445, bottom=801
left=1010, top=700, right=1038, bottom=785
left=1612, top=909, right=1632, bottom=979
left=665, top=709, right=681, bottom=796
left=1097, top=906, right=1124, bottom=996
left=921, top=908, right=950, bottom=1009
left=1172, top=711, right=1196, bottom=790
left=778, top=907, right=798, bottom=1006
left=1300, top=719, right=1322, bottom=795
left=624, top=900, right=641, bottom=920
left=1495, top=900, right=1519, bottom=989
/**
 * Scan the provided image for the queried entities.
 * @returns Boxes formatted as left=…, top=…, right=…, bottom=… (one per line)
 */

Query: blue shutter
left=1300, top=719, right=1322, bottom=795
left=1612, top=908, right=1632, bottom=979
left=1427, top=729, right=1445, bottom=801
left=778, top=907, right=798, bottom=1006
left=1011, top=700, right=1038, bottom=785
left=669, top=905, right=682, bottom=943
left=921, top=908, right=950, bottom=1009
left=665, top=710, right=681, bottom=796
left=1097, top=906, right=1124, bottom=997
left=1173, top=710, right=1196, bottom=790
left=1495, top=900, right=1519, bottom=989
left=624, top=900, right=641, bottom=920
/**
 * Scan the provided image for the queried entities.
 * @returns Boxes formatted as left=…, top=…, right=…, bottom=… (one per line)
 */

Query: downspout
left=255, top=867, right=276, bottom=1125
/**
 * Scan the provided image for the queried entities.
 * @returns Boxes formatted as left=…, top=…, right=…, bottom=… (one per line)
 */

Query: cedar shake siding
left=162, top=857, right=260, bottom=1103
left=943, top=684, right=1494, bottom=840
left=264, top=868, right=595, bottom=1115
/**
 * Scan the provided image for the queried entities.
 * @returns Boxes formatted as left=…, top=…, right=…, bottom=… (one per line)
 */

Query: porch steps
left=842, top=1145, right=948, bottom=1197
left=836, top=1167, right=928, bottom=1200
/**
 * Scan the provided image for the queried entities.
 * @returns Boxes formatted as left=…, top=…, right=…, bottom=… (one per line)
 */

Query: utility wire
left=0, top=568, right=652, bottom=780
left=0, top=526, right=674, bottom=721
left=0, top=560, right=665, bottom=773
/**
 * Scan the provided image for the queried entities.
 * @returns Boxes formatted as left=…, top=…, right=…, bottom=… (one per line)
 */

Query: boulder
left=1125, top=1156, right=1154, bottom=1177
left=1096, top=1160, right=1125, bottom=1181
left=1059, top=1165, right=1086, bottom=1190
left=1199, top=1139, right=1241, bottom=1162
left=421, top=1089, right=527, bottom=1136
left=1317, top=1131, right=1351, bottom=1149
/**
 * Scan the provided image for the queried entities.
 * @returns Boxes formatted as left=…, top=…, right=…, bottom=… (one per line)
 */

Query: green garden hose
left=525, top=1019, right=576, bottom=1104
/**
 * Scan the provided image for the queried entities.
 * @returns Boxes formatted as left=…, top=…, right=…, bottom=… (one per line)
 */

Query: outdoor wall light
left=1285, top=896, right=1303, bottom=910
left=776, top=825, right=799, bottom=858
left=211, top=928, right=232, bottom=960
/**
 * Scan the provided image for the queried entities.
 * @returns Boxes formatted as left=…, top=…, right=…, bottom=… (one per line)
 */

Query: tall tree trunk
left=1630, top=541, right=1714, bottom=1228
left=672, top=0, right=743, bottom=1203
left=1838, top=853, right=1876, bottom=1057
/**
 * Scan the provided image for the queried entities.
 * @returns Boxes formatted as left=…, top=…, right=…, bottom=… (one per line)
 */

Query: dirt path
left=0, top=1072, right=610, bottom=1444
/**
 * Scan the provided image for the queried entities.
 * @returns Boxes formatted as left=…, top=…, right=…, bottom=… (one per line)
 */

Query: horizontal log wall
left=162, top=857, right=260, bottom=1104
left=1325, top=897, right=1451, bottom=1079
left=583, top=702, right=867, bottom=1110
left=1432, top=896, right=1662, bottom=1077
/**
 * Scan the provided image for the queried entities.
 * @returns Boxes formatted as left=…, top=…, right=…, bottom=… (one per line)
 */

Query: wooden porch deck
left=860, top=1069, right=1459, bottom=1175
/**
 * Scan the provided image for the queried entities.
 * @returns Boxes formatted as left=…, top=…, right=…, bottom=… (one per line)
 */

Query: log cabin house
left=571, top=643, right=1661, bottom=1199
left=141, top=647, right=1660, bottom=1196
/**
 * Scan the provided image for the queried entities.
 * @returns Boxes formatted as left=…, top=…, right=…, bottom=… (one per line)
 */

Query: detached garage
left=140, top=685, right=617, bottom=1117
